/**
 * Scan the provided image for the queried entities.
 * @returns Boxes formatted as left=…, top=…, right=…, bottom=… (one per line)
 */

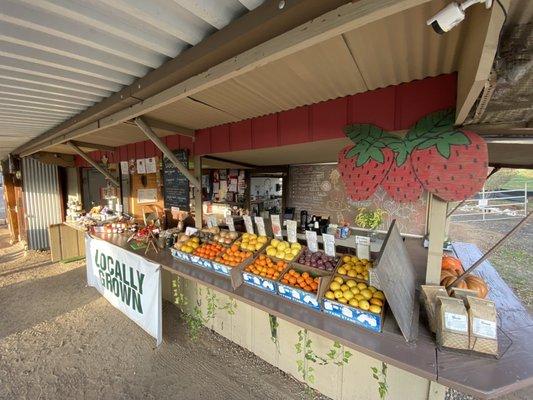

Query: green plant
left=295, top=331, right=352, bottom=386
left=172, top=277, right=204, bottom=340
left=371, top=362, right=389, bottom=400
left=269, top=314, right=280, bottom=352
left=355, top=207, right=384, bottom=230
left=326, top=341, right=352, bottom=366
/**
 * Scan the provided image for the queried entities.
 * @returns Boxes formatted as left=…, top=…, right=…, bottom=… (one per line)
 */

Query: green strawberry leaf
left=436, top=142, right=451, bottom=159
left=356, top=151, right=371, bottom=166
left=406, top=109, right=456, bottom=141
left=369, top=148, right=384, bottom=163
left=447, top=131, right=471, bottom=146
left=395, top=149, right=408, bottom=166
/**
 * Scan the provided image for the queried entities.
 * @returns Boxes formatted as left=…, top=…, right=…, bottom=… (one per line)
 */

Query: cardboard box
left=277, top=264, right=331, bottom=310
left=319, top=274, right=386, bottom=332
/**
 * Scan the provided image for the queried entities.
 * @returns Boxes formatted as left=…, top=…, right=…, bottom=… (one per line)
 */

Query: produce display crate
left=170, top=247, right=195, bottom=264
left=277, top=264, right=332, bottom=310
left=334, top=253, right=374, bottom=284
left=319, top=274, right=386, bottom=333
left=241, top=258, right=290, bottom=294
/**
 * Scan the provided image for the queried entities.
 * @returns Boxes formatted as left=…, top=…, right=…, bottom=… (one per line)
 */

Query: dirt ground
left=0, top=227, right=328, bottom=400
left=0, top=225, right=531, bottom=400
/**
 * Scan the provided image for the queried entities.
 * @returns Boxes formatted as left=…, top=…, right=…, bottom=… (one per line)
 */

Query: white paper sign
left=137, top=188, right=157, bottom=204
left=305, top=230, right=318, bottom=252
left=286, top=220, right=297, bottom=243
left=207, top=215, right=218, bottom=228
left=136, top=159, right=146, bottom=174
left=254, top=216, right=266, bottom=236
left=145, top=157, right=157, bottom=174
left=322, top=233, right=336, bottom=257
left=225, top=216, right=235, bottom=231
left=444, top=312, right=468, bottom=333
left=243, top=215, right=254, bottom=234
left=473, top=318, right=497, bottom=339
left=355, top=235, right=371, bottom=245
left=85, top=235, right=162, bottom=345
left=120, top=161, right=129, bottom=176
left=185, top=227, right=198, bottom=236
left=270, top=215, right=283, bottom=239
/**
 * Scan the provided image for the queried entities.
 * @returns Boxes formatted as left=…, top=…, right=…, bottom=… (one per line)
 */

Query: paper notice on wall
left=137, top=188, right=157, bottom=204
left=219, top=180, right=228, bottom=197
left=120, top=161, right=129, bottom=176
left=254, top=216, right=266, bottom=236
left=355, top=235, right=370, bottom=260
left=225, top=216, right=235, bottom=231
left=229, top=178, right=238, bottom=192
left=270, top=215, right=283, bottom=239
left=322, top=233, right=336, bottom=257
left=213, top=182, right=220, bottom=194
left=243, top=215, right=254, bottom=234
left=305, top=230, right=318, bottom=252
left=145, top=157, right=157, bottom=174
left=286, top=220, right=297, bottom=243
left=136, top=159, right=146, bottom=174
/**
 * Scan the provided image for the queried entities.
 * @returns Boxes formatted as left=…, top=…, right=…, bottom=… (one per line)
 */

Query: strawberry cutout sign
left=338, top=109, right=488, bottom=202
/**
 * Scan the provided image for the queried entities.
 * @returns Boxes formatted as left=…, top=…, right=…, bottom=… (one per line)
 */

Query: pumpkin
left=441, top=255, right=464, bottom=273
left=440, top=275, right=467, bottom=292
left=441, top=269, right=459, bottom=280
left=464, top=275, right=488, bottom=299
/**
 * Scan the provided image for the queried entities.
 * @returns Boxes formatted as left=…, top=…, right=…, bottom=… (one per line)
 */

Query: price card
left=254, top=216, right=266, bottom=236
left=185, top=227, right=198, bottom=236
left=243, top=215, right=254, bottom=234
left=225, top=216, right=235, bottom=231
left=305, top=230, right=318, bottom=252
left=207, top=215, right=218, bottom=228
left=322, top=233, right=336, bottom=257
left=286, top=220, right=297, bottom=243
left=355, top=235, right=370, bottom=245
left=270, top=215, right=283, bottom=239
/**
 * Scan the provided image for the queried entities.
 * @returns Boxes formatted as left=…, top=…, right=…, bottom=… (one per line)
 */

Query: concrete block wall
left=164, top=271, right=444, bottom=400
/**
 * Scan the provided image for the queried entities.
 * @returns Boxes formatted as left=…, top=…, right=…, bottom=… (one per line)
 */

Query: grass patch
left=501, top=169, right=533, bottom=190
left=490, top=247, right=533, bottom=306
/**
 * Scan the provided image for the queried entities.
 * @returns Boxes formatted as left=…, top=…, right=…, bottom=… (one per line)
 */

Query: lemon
left=361, top=289, right=373, bottom=300
left=276, top=251, right=285, bottom=258
left=351, top=256, right=359, bottom=263
left=373, top=291, right=385, bottom=300
left=354, top=294, right=365, bottom=301
left=343, top=290, right=354, bottom=301
left=270, top=239, right=280, bottom=248
left=370, top=298, right=383, bottom=307
left=356, top=274, right=365, bottom=280
left=291, top=242, right=301, bottom=250
left=267, top=248, right=277, bottom=257
left=350, top=287, right=360, bottom=295
left=340, top=284, right=349, bottom=292
left=357, top=282, right=368, bottom=290
left=338, top=298, right=348, bottom=304
left=337, top=267, right=347, bottom=275
left=291, top=248, right=300, bottom=255
left=369, top=305, right=382, bottom=314
left=349, top=299, right=359, bottom=308
left=333, top=276, right=344, bottom=284
left=342, top=255, right=351, bottom=263
left=368, top=286, right=377, bottom=293
left=334, top=290, right=344, bottom=299
left=346, top=280, right=357, bottom=288
left=329, top=281, right=341, bottom=291
left=325, top=291, right=335, bottom=300
left=347, top=270, right=357, bottom=278
left=359, top=300, right=370, bottom=311
left=283, top=253, right=293, bottom=261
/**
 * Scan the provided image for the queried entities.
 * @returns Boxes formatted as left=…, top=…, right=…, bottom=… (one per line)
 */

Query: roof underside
left=1, top=0, right=532, bottom=166
left=0, top=0, right=265, bottom=158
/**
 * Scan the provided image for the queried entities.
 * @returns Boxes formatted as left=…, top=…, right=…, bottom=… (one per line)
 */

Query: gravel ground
left=0, top=227, right=329, bottom=400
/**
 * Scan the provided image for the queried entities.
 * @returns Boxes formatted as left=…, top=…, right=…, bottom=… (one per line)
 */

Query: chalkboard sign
left=374, top=220, right=419, bottom=342
left=287, top=164, right=428, bottom=236
left=163, top=150, right=190, bottom=211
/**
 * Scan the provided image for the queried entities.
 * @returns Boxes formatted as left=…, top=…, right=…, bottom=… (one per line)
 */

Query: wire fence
left=449, top=184, right=529, bottom=223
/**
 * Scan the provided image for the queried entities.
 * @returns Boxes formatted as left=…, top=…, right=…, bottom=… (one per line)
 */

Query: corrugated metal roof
left=0, top=0, right=265, bottom=158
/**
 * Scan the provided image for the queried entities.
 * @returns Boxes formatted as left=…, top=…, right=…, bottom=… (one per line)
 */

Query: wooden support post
left=193, top=155, right=203, bottom=229
left=67, top=141, right=119, bottom=187
left=426, top=195, right=448, bottom=284
left=134, top=117, right=201, bottom=189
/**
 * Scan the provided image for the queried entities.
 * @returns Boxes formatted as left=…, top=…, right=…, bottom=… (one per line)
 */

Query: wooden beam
left=13, top=0, right=350, bottom=156
left=133, top=117, right=201, bottom=189
left=70, top=140, right=116, bottom=152
left=16, top=0, right=430, bottom=156
left=426, top=195, right=448, bottom=284
left=193, top=155, right=203, bottom=229
left=455, top=0, right=509, bottom=124
left=202, top=155, right=257, bottom=169
left=67, top=142, right=119, bottom=187
left=123, top=118, right=194, bottom=138
left=32, top=152, right=75, bottom=168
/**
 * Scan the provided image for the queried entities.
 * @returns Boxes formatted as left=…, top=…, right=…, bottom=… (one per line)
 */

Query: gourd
left=441, top=255, right=464, bottom=274
left=439, top=270, right=489, bottom=298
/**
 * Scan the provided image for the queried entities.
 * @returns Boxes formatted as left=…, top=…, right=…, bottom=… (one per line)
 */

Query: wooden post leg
left=194, top=155, right=203, bottom=229
left=426, top=195, right=448, bottom=284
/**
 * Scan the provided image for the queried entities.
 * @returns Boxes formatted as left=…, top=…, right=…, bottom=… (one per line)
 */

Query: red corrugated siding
left=74, top=74, right=457, bottom=164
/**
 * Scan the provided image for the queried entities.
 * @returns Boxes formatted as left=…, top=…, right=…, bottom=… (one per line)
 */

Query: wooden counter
left=87, top=232, right=532, bottom=399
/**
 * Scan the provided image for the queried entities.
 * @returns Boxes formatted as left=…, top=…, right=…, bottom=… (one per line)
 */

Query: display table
left=87, top=232, right=532, bottom=399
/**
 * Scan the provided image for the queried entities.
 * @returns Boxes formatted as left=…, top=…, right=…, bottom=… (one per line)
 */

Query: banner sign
left=85, top=235, right=162, bottom=345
